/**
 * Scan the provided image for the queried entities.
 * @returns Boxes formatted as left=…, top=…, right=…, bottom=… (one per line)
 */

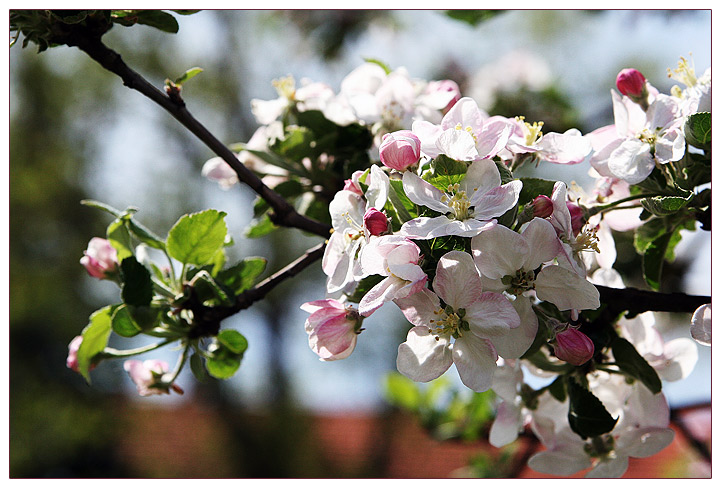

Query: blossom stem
left=587, top=193, right=662, bottom=216
left=98, top=338, right=176, bottom=359
left=162, top=341, right=191, bottom=385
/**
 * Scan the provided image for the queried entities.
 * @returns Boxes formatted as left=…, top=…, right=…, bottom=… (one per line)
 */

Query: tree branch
left=596, top=285, right=710, bottom=316
left=61, top=23, right=331, bottom=238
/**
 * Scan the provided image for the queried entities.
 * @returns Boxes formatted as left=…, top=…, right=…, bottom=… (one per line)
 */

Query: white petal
left=656, top=338, right=698, bottom=381
left=395, top=288, right=441, bottom=328
left=475, top=118, right=513, bottom=160
left=489, top=401, right=523, bottom=447
left=520, top=217, right=562, bottom=270
left=462, top=160, right=501, bottom=195
left=465, top=292, right=520, bottom=338
left=358, top=276, right=403, bottom=316
left=691, top=304, right=712, bottom=346
left=608, top=139, right=655, bottom=184
left=528, top=450, right=592, bottom=476
left=411, top=119, right=443, bottom=158
left=452, top=333, right=498, bottom=392
left=471, top=223, right=528, bottom=279
left=396, top=326, right=453, bottom=382
left=471, top=180, right=522, bottom=221
left=436, top=128, right=480, bottom=161
left=491, top=296, right=538, bottom=359
left=585, top=456, right=629, bottom=478
left=433, top=250, right=483, bottom=309
left=535, top=266, right=600, bottom=311
left=366, top=165, right=390, bottom=209
left=401, top=171, right=450, bottom=213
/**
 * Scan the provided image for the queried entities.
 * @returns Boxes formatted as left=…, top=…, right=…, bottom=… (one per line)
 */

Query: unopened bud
left=566, top=203, right=585, bottom=236
left=553, top=327, right=595, bottom=366
left=616, top=68, right=650, bottom=109
left=80, top=237, right=119, bottom=280
left=379, top=130, right=421, bottom=171
left=532, top=195, right=554, bottom=219
left=363, top=207, right=388, bottom=236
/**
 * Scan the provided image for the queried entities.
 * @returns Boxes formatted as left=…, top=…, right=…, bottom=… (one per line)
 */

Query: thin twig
left=62, top=24, right=331, bottom=238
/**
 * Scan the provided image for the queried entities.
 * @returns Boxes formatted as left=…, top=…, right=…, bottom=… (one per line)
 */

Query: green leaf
left=167, top=209, right=228, bottom=265
left=684, top=112, right=711, bottom=149
left=244, top=214, right=278, bottom=238
left=124, top=215, right=166, bottom=251
left=445, top=10, right=503, bottom=26
left=345, top=274, right=385, bottom=303
left=120, top=256, right=153, bottom=307
left=174, top=66, right=203, bottom=85
left=383, top=373, right=422, bottom=411
left=217, top=329, right=249, bottom=355
left=133, top=10, right=179, bottom=33
left=217, top=257, right=267, bottom=295
left=205, top=353, right=242, bottom=380
left=567, top=378, right=618, bottom=439
left=610, top=337, right=662, bottom=394
left=189, top=353, right=207, bottom=382
left=386, top=178, right=417, bottom=228
left=423, top=154, right=468, bottom=191
left=548, top=376, right=567, bottom=402
left=517, top=177, right=557, bottom=206
left=495, top=161, right=515, bottom=185
left=80, top=199, right=123, bottom=218
left=106, top=218, right=134, bottom=260
left=640, top=195, right=692, bottom=216
left=642, top=230, right=674, bottom=290
left=77, top=306, right=114, bottom=382
left=111, top=305, right=142, bottom=337
left=190, top=270, right=234, bottom=306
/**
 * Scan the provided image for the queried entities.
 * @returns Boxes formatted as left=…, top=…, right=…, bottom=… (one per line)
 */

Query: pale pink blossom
left=357, top=235, right=427, bottom=316
left=503, top=116, right=591, bottom=165
left=123, top=359, right=183, bottom=396
left=301, top=299, right=363, bottom=361
left=80, top=237, right=119, bottom=280
left=399, top=160, right=522, bottom=239
left=394, top=250, right=519, bottom=392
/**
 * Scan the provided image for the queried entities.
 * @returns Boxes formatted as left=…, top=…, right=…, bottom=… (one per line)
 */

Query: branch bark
left=596, top=285, right=710, bottom=316
left=62, top=24, right=331, bottom=239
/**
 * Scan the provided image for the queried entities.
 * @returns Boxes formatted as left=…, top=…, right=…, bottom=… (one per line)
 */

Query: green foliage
left=166, top=209, right=228, bottom=266
left=610, top=337, right=662, bottom=394
left=120, top=256, right=153, bottom=307
left=110, top=305, right=142, bottom=338
left=684, top=112, right=711, bottom=149
left=422, top=154, right=468, bottom=190
left=517, top=177, right=557, bottom=206
left=217, top=257, right=267, bottom=295
left=76, top=306, right=114, bottom=382
left=205, top=329, right=248, bottom=379
left=566, top=377, right=618, bottom=440
left=445, top=10, right=504, bottom=26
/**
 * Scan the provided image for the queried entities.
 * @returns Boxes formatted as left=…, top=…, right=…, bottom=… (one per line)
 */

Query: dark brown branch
left=597, top=285, right=710, bottom=316
left=61, top=24, right=331, bottom=238
left=188, top=241, right=326, bottom=336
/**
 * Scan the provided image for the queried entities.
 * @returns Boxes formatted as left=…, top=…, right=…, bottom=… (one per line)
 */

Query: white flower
left=394, top=250, right=519, bottom=392
left=471, top=218, right=600, bottom=312
left=690, top=303, right=711, bottom=346
left=399, top=160, right=522, bottom=239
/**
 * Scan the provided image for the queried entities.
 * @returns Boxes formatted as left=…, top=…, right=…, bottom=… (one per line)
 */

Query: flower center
left=517, top=116, right=544, bottom=145
left=502, top=269, right=536, bottom=296
left=637, top=127, right=658, bottom=145
left=570, top=226, right=601, bottom=254
left=667, top=56, right=698, bottom=88
left=428, top=305, right=470, bottom=339
left=454, top=123, right=478, bottom=143
left=342, top=211, right=365, bottom=243
left=584, top=434, right=616, bottom=459
left=272, top=75, right=296, bottom=100
left=441, top=183, right=473, bottom=220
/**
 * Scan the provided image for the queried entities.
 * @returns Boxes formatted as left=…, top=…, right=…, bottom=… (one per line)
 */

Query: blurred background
left=8, top=10, right=712, bottom=478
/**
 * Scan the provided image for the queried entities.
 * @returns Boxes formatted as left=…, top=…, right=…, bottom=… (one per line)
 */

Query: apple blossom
left=80, top=237, right=119, bottom=280
left=357, top=235, right=427, bottom=316
left=502, top=116, right=592, bottom=165
left=378, top=130, right=421, bottom=171
left=399, top=159, right=522, bottom=239
left=471, top=217, right=600, bottom=312
left=123, top=359, right=184, bottom=396
left=394, top=250, right=519, bottom=392
left=411, top=97, right=513, bottom=161
left=66, top=336, right=83, bottom=373
left=301, top=299, right=363, bottom=361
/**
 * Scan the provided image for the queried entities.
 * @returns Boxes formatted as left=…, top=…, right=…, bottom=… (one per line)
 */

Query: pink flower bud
left=80, top=237, right=118, bottom=279
left=363, top=207, right=388, bottom=236
left=342, top=178, right=363, bottom=195
left=553, top=327, right=595, bottom=366
left=379, top=130, right=421, bottom=171
left=566, top=203, right=585, bottom=236
left=616, top=68, right=647, bottom=98
left=301, top=299, right=363, bottom=361
left=532, top=195, right=554, bottom=219
left=66, top=336, right=83, bottom=373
